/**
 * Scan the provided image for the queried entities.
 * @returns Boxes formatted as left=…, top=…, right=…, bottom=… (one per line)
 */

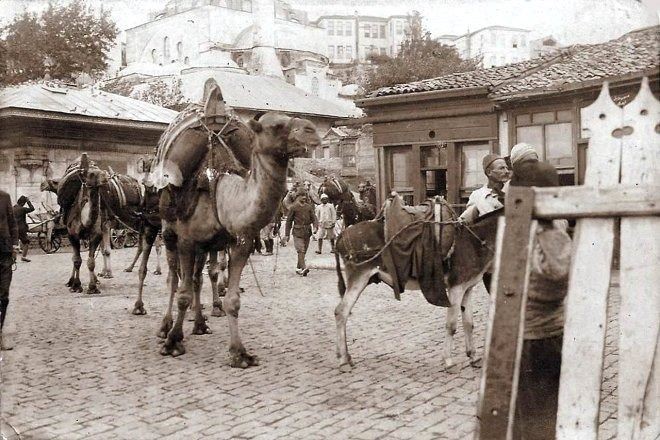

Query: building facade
left=354, top=26, right=659, bottom=207
left=314, top=15, right=411, bottom=64
left=438, top=26, right=532, bottom=68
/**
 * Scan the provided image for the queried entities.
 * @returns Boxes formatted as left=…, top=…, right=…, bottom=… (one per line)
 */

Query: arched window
left=163, top=36, right=170, bottom=61
left=151, top=48, right=158, bottom=63
left=311, top=77, right=319, bottom=96
left=177, top=41, right=183, bottom=60
left=184, top=56, right=190, bottom=65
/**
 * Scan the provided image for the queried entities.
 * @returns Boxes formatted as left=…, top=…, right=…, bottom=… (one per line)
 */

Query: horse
left=333, top=201, right=501, bottom=372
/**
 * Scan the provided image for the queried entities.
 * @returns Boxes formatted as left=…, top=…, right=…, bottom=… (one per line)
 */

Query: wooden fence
left=477, top=78, right=659, bottom=439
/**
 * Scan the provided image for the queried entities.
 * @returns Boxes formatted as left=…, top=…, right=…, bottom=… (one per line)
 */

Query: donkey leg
left=86, top=236, right=102, bottom=294
left=461, top=286, right=481, bottom=367
left=133, top=229, right=156, bottom=315
left=68, top=236, right=83, bottom=293
left=192, top=252, right=212, bottom=335
left=224, top=240, right=259, bottom=368
left=98, top=226, right=113, bottom=278
left=334, top=267, right=373, bottom=372
left=157, top=229, right=178, bottom=339
left=208, top=251, right=226, bottom=317
left=161, top=243, right=195, bottom=357
left=444, top=286, right=463, bottom=373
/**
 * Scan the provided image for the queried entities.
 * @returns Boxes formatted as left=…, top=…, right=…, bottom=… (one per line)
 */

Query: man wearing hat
left=283, top=189, right=318, bottom=276
left=459, top=153, right=510, bottom=224
left=314, top=193, right=336, bottom=254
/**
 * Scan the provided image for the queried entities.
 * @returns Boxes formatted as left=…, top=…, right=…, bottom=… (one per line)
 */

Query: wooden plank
left=532, top=185, right=660, bottom=218
left=378, top=114, right=495, bottom=133
left=373, top=125, right=495, bottom=145
left=556, top=82, right=621, bottom=440
left=618, top=77, right=660, bottom=439
left=478, top=186, right=536, bottom=440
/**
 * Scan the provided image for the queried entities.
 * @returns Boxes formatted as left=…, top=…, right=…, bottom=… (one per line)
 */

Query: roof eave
left=0, top=108, right=172, bottom=130
left=356, top=86, right=490, bottom=108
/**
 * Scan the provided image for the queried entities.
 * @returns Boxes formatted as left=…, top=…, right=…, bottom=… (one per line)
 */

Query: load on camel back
left=148, top=78, right=322, bottom=367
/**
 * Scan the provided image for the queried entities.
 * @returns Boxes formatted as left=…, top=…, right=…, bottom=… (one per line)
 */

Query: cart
left=27, top=211, right=67, bottom=254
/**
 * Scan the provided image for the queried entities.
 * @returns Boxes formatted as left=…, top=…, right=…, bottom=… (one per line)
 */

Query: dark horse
left=318, top=176, right=376, bottom=227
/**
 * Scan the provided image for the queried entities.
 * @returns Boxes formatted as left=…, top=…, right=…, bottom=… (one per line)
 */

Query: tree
left=361, top=11, right=480, bottom=92
left=1, top=1, right=117, bottom=85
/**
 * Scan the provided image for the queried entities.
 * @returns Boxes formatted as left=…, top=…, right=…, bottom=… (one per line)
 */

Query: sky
left=1, top=0, right=658, bottom=45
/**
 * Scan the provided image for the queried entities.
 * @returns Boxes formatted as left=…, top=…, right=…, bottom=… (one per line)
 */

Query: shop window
left=421, top=145, right=447, bottom=169
left=461, top=143, right=490, bottom=190
left=392, top=151, right=410, bottom=188
left=424, top=170, right=447, bottom=198
left=515, top=109, right=574, bottom=168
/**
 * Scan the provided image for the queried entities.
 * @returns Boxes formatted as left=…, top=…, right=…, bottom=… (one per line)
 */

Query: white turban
left=510, top=143, right=539, bottom=165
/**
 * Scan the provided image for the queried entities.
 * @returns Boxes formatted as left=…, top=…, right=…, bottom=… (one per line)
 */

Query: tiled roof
left=368, top=26, right=659, bottom=100
left=0, top=82, right=178, bottom=124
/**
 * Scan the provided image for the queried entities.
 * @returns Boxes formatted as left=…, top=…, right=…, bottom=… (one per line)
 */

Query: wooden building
left=0, top=82, right=178, bottom=210
left=354, top=25, right=659, bottom=206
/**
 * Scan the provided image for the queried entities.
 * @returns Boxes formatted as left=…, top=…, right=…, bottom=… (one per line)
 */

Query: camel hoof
left=153, top=269, right=162, bottom=275
left=338, top=363, right=353, bottom=373
left=157, top=318, right=173, bottom=339
left=86, top=285, right=100, bottom=295
left=229, top=351, right=259, bottom=369
left=192, top=321, right=212, bottom=335
left=132, top=306, right=147, bottom=315
left=70, top=286, right=83, bottom=293
left=160, top=341, right=186, bottom=357
left=470, top=357, right=483, bottom=368
left=124, top=268, right=133, bottom=273
left=211, top=306, right=226, bottom=317
left=98, top=271, right=113, bottom=279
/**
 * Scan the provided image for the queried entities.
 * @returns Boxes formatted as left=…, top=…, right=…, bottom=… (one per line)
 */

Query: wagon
left=26, top=211, right=66, bottom=254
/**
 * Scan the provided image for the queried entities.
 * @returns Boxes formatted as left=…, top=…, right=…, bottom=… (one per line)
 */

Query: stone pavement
left=0, top=243, right=619, bottom=439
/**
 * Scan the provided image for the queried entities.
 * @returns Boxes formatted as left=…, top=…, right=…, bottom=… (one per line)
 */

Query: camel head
left=248, top=112, right=321, bottom=160
left=80, top=167, right=109, bottom=189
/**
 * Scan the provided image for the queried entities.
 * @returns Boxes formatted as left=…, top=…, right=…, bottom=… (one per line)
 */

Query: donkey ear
left=248, top=119, right=263, bottom=133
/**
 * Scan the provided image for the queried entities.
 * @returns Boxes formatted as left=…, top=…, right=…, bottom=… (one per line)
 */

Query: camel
left=47, top=155, right=113, bottom=293
left=333, top=199, right=501, bottom=372
left=153, top=101, right=321, bottom=366
left=319, top=176, right=376, bottom=227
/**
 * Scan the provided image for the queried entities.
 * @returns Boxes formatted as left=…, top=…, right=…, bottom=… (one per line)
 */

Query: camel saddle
left=381, top=194, right=455, bottom=307
left=56, top=156, right=102, bottom=215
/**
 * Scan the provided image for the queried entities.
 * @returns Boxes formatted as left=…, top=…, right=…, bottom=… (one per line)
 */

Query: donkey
left=333, top=208, right=501, bottom=372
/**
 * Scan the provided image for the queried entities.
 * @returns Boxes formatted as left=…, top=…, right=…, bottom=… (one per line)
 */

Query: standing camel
left=54, top=155, right=112, bottom=294
left=154, top=110, right=320, bottom=367
left=319, top=176, right=376, bottom=227
left=333, top=198, right=501, bottom=372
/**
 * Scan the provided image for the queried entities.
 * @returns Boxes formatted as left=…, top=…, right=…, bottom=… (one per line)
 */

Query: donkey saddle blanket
left=381, top=195, right=455, bottom=307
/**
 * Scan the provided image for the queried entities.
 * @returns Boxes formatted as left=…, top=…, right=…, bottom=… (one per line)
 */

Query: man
left=0, top=189, right=18, bottom=350
left=13, top=195, right=34, bottom=262
left=315, top=193, right=336, bottom=254
left=459, top=154, right=510, bottom=293
left=510, top=160, right=571, bottom=440
left=459, top=153, right=510, bottom=224
left=283, top=190, right=318, bottom=276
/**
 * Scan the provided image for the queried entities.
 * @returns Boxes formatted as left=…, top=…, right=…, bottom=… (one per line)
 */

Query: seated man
left=459, top=154, right=510, bottom=224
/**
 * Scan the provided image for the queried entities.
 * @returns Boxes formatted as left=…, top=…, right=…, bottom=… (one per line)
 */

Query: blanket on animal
left=56, top=159, right=101, bottom=215
left=381, top=196, right=454, bottom=307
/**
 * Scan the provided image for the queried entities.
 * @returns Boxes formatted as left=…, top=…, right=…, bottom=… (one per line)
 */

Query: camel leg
left=157, top=230, right=178, bottom=339
left=161, top=242, right=195, bottom=357
left=192, top=251, right=212, bottom=335
left=444, top=285, right=464, bottom=373
left=98, top=226, right=113, bottom=278
left=125, top=231, right=143, bottom=272
left=208, top=250, right=226, bottom=317
left=217, top=249, right=228, bottom=297
left=153, top=235, right=162, bottom=275
left=86, top=235, right=102, bottom=295
left=461, top=286, right=481, bottom=367
left=334, top=268, right=372, bottom=372
left=67, top=236, right=83, bottom=293
left=133, top=228, right=157, bottom=315
left=224, top=240, right=259, bottom=368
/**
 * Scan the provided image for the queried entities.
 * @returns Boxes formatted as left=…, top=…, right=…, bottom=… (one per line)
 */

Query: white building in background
left=438, top=25, right=532, bottom=68
left=314, top=14, right=411, bottom=64
left=115, top=0, right=348, bottom=102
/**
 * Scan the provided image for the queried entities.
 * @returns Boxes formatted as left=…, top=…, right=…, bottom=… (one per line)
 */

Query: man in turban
left=459, top=153, right=510, bottom=224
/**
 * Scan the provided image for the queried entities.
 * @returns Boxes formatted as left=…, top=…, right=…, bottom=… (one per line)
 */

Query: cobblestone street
left=0, top=243, right=619, bottom=439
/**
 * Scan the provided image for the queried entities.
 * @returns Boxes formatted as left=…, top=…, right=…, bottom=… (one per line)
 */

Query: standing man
left=315, top=193, right=336, bottom=254
left=0, top=189, right=18, bottom=350
left=283, top=191, right=318, bottom=276
left=13, top=195, right=35, bottom=262
left=459, top=153, right=510, bottom=292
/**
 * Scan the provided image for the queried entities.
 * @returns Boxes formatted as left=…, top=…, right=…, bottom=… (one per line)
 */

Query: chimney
left=249, top=0, right=284, bottom=78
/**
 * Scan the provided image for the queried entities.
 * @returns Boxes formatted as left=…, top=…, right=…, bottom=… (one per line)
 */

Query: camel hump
left=202, top=78, right=226, bottom=118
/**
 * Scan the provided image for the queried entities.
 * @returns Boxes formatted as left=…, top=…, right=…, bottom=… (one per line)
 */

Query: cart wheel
left=125, top=231, right=139, bottom=248
left=38, top=232, right=62, bottom=254
left=111, top=229, right=126, bottom=249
